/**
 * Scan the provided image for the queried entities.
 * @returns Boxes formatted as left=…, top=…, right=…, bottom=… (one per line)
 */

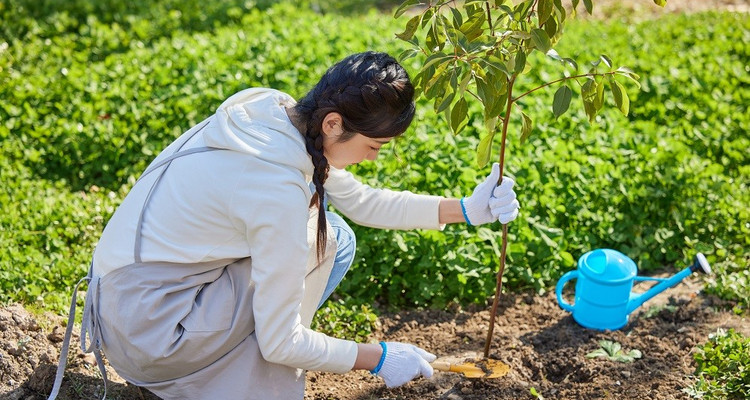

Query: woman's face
left=322, top=113, right=392, bottom=169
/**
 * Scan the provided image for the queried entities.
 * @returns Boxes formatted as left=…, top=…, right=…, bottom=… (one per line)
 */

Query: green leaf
left=600, top=54, right=613, bottom=68
left=423, top=62, right=451, bottom=99
left=488, top=89, right=508, bottom=119
left=425, top=17, right=448, bottom=51
left=446, top=26, right=469, bottom=53
left=615, top=66, right=642, bottom=89
left=394, top=233, right=409, bottom=252
left=552, top=85, right=572, bottom=119
left=520, top=111, right=532, bottom=143
left=581, top=79, right=595, bottom=101
left=450, top=97, right=468, bottom=135
left=563, top=57, right=579, bottom=71
left=485, top=116, right=498, bottom=135
left=594, top=79, right=605, bottom=110
left=546, top=49, right=562, bottom=62
left=583, top=98, right=597, bottom=123
left=422, top=52, right=452, bottom=71
left=604, top=340, right=621, bottom=355
left=396, top=15, right=422, bottom=41
left=421, top=7, right=434, bottom=28
left=485, top=56, right=511, bottom=78
left=609, top=77, right=630, bottom=116
left=513, top=51, right=526, bottom=75
left=560, top=251, right=575, bottom=265
left=653, top=0, right=667, bottom=6
left=450, top=7, right=463, bottom=27
left=435, top=90, right=456, bottom=113
left=442, top=99, right=452, bottom=128
left=537, top=0, right=554, bottom=26
left=398, top=48, right=419, bottom=62
left=458, top=10, right=485, bottom=41
left=433, top=70, right=457, bottom=114
left=477, top=131, right=494, bottom=167
left=583, top=0, right=593, bottom=14
left=553, top=0, right=566, bottom=23
left=476, top=75, right=493, bottom=109
left=394, top=0, right=420, bottom=18
left=586, top=349, right=609, bottom=359
left=426, top=25, right=438, bottom=51
left=531, top=29, right=551, bottom=53
left=457, top=68, right=473, bottom=97
left=544, top=16, right=558, bottom=40
left=534, top=222, right=559, bottom=248
left=514, top=0, right=534, bottom=20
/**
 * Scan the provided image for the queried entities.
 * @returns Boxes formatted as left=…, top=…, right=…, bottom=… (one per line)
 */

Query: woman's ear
left=321, top=112, right=343, bottom=138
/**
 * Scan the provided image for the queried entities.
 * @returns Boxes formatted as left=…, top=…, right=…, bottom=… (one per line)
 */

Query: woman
left=49, top=51, right=519, bottom=399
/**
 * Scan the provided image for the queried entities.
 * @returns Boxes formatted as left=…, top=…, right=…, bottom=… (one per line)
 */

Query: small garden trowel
left=431, top=359, right=510, bottom=378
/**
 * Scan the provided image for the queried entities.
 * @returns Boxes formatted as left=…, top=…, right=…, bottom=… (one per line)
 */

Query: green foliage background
left=1, top=0, right=747, bottom=317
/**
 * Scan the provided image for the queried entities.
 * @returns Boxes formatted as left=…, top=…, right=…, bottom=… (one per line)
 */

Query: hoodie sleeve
left=229, top=163, right=357, bottom=373
left=325, top=167, right=444, bottom=230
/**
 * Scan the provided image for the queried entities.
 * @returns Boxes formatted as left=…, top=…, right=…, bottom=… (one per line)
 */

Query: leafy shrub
left=686, top=329, right=750, bottom=399
left=0, top=1, right=747, bottom=317
left=311, top=300, right=379, bottom=342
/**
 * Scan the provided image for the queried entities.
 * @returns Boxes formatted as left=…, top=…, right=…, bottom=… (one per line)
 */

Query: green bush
left=0, top=1, right=747, bottom=315
left=686, top=328, right=750, bottom=399
left=311, top=300, right=379, bottom=343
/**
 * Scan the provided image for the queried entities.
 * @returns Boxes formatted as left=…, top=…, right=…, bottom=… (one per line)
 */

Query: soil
left=1, top=272, right=748, bottom=400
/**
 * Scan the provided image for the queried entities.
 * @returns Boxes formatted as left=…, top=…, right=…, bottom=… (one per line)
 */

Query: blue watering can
left=556, top=249, right=711, bottom=330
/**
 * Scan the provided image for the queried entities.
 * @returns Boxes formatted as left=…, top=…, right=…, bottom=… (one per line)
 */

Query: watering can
left=555, top=249, right=711, bottom=330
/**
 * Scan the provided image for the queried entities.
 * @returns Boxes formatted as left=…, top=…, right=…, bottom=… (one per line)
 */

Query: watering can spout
left=626, top=253, right=712, bottom=314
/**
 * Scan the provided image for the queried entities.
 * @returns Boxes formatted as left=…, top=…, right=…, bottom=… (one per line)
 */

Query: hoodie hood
left=203, top=88, right=313, bottom=177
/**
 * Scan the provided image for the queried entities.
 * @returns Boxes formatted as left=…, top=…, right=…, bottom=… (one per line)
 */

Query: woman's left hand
left=461, top=163, right=520, bottom=225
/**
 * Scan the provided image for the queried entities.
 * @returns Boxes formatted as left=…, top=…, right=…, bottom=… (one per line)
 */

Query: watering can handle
left=556, top=270, right=578, bottom=312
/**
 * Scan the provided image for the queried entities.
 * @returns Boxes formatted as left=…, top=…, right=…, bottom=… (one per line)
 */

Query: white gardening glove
left=372, top=342, right=436, bottom=388
left=461, top=163, right=520, bottom=225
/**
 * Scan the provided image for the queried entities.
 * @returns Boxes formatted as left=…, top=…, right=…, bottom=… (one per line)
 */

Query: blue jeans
left=317, top=211, right=356, bottom=308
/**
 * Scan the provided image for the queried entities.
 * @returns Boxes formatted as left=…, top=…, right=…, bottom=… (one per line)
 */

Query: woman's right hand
left=372, top=342, right=436, bottom=388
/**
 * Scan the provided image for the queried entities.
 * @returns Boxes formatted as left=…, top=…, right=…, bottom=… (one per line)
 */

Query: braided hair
left=292, top=51, right=416, bottom=258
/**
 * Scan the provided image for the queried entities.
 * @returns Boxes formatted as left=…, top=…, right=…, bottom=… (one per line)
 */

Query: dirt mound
left=0, top=304, right=156, bottom=400
left=1, top=273, right=747, bottom=400
left=305, top=284, right=748, bottom=400
left=0, top=305, right=60, bottom=399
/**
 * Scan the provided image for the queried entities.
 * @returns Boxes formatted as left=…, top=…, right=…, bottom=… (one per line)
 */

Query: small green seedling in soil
left=586, top=340, right=642, bottom=363
left=643, top=304, right=678, bottom=319
left=530, top=386, right=545, bottom=400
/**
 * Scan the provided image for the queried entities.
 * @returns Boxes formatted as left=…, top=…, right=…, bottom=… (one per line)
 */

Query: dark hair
left=293, top=51, right=415, bottom=258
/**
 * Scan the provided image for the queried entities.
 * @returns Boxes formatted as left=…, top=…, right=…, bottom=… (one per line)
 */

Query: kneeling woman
left=54, top=51, right=519, bottom=399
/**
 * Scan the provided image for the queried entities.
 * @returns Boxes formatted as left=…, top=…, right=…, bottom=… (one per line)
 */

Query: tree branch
left=485, top=1, right=494, bottom=37
left=513, top=71, right=617, bottom=102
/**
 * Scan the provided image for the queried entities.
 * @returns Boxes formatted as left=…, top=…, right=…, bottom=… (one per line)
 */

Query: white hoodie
left=92, top=88, right=443, bottom=374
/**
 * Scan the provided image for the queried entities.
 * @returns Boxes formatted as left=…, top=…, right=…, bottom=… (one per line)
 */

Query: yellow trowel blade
left=431, top=359, right=511, bottom=378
